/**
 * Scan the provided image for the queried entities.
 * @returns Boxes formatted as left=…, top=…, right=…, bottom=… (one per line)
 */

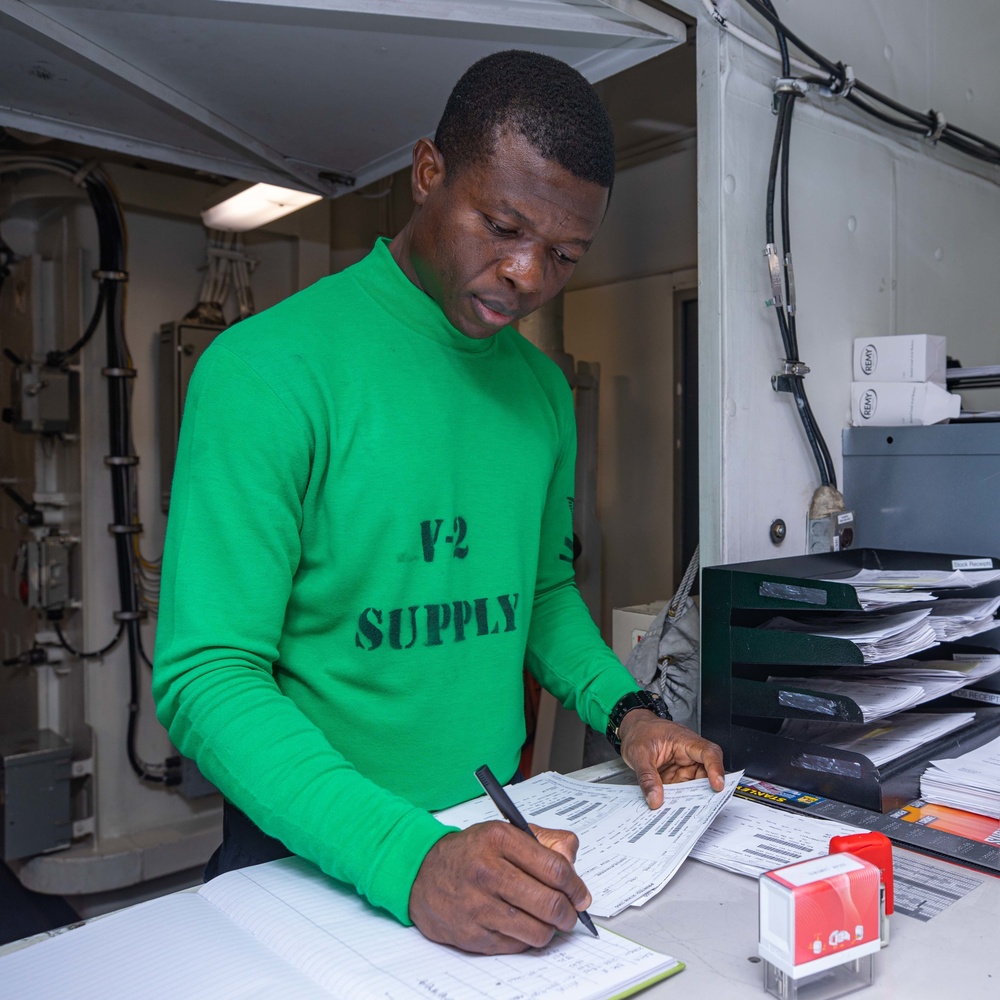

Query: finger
left=658, top=762, right=705, bottom=784
left=686, top=739, right=726, bottom=791
left=627, top=750, right=665, bottom=810
left=503, top=826, right=591, bottom=913
left=529, top=824, right=579, bottom=865
left=492, top=861, right=583, bottom=941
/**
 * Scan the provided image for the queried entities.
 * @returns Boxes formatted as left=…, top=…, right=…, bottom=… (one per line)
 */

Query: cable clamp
left=781, top=359, right=811, bottom=377
left=821, top=63, right=855, bottom=99
left=774, top=78, right=809, bottom=97
left=772, top=360, right=810, bottom=394
left=104, top=455, right=139, bottom=467
left=764, top=244, right=784, bottom=309
left=113, top=610, right=147, bottom=622
left=101, top=366, right=137, bottom=379
left=72, top=160, right=100, bottom=187
left=92, top=269, right=128, bottom=282
left=108, top=523, right=143, bottom=535
left=925, top=109, right=947, bottom=142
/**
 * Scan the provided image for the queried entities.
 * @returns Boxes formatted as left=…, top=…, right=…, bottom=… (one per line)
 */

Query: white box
left=611, top=602, right=667, bottom=664
left=759, top=853, right=881, bottom=982
left=853, top=334, right=947, bottom=385
left=850, top=381, right=960, bottom=427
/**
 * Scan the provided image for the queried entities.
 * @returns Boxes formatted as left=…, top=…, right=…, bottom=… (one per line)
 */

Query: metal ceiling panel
left=0, top=0, right=685, bottom=196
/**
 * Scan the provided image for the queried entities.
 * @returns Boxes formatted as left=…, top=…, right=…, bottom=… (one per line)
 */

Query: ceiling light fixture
left=201, top=182, right=323, bottom=231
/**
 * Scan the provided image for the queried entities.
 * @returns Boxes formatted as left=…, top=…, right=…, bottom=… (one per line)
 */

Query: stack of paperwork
left=435, top=770, right=741, bottom=917
left=928, top=597, right=1000, bottom=641
left=921, top=734, right=1000, bottom=819
left=689, top=797, right=862, bottom=877
left=768, top=655, right=1000, bottom=722
left=779, top=712, right=977, bottom=767
left=761, top=598, right=1000, bottom=663
left=760, top=609, right=939, bottom=663
left=822, top=567, right=1000, bottom=611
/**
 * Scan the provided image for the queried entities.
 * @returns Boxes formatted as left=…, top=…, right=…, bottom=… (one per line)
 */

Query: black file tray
left=702, top=548, right=1000, bottom=814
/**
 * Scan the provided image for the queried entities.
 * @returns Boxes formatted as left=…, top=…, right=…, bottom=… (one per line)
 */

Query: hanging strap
left=668, top=544, right=700, bottom=619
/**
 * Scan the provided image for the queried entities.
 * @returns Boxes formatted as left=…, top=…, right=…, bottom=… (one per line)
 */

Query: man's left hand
left=618, top=711, right=726, bottom=809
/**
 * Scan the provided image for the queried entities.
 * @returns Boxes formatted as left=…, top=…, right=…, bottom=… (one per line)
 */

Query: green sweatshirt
left=153, top=238, right=638, bottom=924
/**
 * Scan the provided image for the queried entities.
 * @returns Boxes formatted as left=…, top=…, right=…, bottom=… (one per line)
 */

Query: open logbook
left=2, top=855, right=683, bottom=999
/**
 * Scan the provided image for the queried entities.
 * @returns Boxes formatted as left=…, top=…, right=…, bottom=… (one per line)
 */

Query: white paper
left=779, top=712, right=977, bottom=767
left=921, top=734, right=1000, bottom=819
left=767, top=675, right=925, bottom=721
left=689, top=797, right=864, bottom=877
left=437, top=770, right=742, bottom=917
left=1, top=857, right=683, bottom=1000
left=761, top=608, right=939, bottom=663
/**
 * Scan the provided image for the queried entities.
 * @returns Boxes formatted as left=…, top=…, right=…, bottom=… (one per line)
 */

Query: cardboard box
left=759, top=853, right=881, bottom=980
left=853, top=334, right=947, bottom=385
left=850, top=381, right=960, bottom=426
left=611, top=602, right=667, bottom=665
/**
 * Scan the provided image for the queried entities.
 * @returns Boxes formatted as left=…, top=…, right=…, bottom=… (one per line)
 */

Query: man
left=153, top=49, right=724, bottom=956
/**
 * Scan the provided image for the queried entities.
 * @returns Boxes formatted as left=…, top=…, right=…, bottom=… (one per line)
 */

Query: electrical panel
left=158, top=322, right=225, bottom=513
left=4, top=361, right=79, bottom=435
left=1, top=729, right=72, bottom=861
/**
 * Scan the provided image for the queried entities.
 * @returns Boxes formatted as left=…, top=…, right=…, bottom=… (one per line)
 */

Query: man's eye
left=554, top=249, right=579, bottom=266
left=486, top=218, right=516, bottom=236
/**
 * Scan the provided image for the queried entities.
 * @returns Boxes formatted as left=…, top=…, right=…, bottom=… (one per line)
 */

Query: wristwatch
left=606, top=690, right=672, bottom=754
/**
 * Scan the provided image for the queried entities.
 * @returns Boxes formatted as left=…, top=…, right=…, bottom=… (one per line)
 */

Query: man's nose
left=498, top=244, right=545, bottom=294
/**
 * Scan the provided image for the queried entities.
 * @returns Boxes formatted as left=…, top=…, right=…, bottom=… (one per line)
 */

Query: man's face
left=398, top=130, right=609, bottom=339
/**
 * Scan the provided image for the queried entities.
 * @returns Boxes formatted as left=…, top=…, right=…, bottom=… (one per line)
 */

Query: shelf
left=702, top=548, right=1000, bottom=816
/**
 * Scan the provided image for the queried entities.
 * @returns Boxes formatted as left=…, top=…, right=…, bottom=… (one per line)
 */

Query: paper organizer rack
left=701, top=549, right=1000, bottom=813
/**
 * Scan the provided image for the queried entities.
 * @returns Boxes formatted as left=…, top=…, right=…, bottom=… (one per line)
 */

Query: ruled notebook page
left=203, top=856, right=682, bottom=999
left=1, top=891, right=328, bottom=999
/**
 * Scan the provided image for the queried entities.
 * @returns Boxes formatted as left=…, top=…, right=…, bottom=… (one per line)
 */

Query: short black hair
left=434, top=50, right=615, bottom=190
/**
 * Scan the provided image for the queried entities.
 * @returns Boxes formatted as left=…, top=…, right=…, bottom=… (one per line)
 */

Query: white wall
left=685, top=0, right=1000, bottom=565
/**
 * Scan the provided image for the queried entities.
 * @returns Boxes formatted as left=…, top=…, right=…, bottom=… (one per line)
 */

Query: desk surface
left=5, top=786, right=1000, bottom=999
left=608, top=846, right=1000, bottom=999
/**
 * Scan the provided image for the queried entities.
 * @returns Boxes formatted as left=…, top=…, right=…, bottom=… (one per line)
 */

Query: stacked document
left=690, top=796, right=863, bottom=877
left=779, top=712, right=977, bottom=767
left=767, top=675, right=926, bottom=720
left=921, top=734, right=1000, bottom=819
left=761, top=609, right=938, bottom=663
left=768, top=655, right=1000, bottom=722
left=927, top=597, right=1000, bottom=641
left=435, top=770, right=741, bottom=917
left=823, top=567, right=1000, bottom=610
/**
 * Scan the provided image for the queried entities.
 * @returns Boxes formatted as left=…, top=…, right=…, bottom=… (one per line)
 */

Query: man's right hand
left=408, top=821, right=592, bottom=955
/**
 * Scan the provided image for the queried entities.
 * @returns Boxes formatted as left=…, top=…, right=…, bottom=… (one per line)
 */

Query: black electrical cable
left=741, top=0, right=839, bottom=76
left=47, top=281, right=108, bottom=367
left=736, top=0, right=1000, bottom=168
left=53, top=620, right=124, bottom=659
left=1, top=153, right=167, bottom=783
left=758, top=0, right=837, bottom=489
left=844, top=94, right=927, bottom=136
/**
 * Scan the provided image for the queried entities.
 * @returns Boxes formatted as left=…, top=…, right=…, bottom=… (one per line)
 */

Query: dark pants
left=205, top=769, right=526, bottom=882
left=204, top=803, right=292, bottom=882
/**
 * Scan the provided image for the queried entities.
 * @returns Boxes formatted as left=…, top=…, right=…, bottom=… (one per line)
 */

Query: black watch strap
left=606, top=690, right=671, bottom=754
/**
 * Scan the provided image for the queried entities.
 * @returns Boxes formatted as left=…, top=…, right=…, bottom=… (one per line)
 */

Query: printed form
left=436, top=771, right=742, bottom=917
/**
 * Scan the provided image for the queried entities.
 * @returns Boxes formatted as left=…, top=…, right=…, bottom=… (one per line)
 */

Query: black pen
left=474, top=764, right=599, bottom=938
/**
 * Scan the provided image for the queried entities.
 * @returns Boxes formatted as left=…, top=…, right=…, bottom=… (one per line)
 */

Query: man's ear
left=410, top=138, right=446, bottom=206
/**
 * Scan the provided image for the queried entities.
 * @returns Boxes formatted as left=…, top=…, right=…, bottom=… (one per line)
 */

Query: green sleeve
left=524, top=381, right=639, bottom=732
left=153, top=346, right=452, bottom=923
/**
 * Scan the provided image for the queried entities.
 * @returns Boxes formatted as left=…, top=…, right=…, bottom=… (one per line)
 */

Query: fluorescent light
left=201, top=182, right=323, bottom=231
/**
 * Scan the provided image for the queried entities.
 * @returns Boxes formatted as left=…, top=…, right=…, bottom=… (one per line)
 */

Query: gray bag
left=622, top=546, right=701, bottom=732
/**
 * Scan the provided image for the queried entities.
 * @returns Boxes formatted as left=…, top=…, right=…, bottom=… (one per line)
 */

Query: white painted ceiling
left=0, top=0, right=686, bottom=197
